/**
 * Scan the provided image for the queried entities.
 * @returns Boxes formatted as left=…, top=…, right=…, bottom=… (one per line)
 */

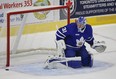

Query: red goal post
left=6, top=5, right=70, bottom=68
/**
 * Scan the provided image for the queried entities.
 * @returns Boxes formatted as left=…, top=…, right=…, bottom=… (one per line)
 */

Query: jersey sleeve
left=56, top=26, right=68, bottom=40
left=85, top=25, right=94, bottom=46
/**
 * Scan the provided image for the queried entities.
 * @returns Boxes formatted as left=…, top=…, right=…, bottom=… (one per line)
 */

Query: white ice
left=0, top=24, right=116, bottom=79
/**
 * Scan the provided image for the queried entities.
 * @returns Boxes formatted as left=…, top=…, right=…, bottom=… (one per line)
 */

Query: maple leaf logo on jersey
left=76, top=37, right=85, bottom=47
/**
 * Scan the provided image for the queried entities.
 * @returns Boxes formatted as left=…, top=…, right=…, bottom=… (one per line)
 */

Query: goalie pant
left=49, top=46, right=93, bottom=68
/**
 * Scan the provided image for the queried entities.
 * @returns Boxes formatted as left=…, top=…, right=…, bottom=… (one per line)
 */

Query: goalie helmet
left=76, top=16, right=86, bottom=26
left=76, top=16, right=86, bottom=32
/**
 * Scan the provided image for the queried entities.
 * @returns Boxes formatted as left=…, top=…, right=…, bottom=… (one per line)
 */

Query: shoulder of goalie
left=92, top=40, right=107, bottom=53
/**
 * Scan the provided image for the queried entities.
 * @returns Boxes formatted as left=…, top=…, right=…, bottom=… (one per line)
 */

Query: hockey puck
left=5, top=68, right=9, bottom=71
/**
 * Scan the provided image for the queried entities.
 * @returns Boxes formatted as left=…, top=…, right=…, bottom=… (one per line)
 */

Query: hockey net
left=0, top=5, right=70, bottom=68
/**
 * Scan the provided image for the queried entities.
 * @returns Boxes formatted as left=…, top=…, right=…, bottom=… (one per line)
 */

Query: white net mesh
left=0, top=5, right=69, bottom=68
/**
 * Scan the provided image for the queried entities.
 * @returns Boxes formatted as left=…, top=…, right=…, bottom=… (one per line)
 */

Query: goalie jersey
left=56, top=23, right=94, bottom=49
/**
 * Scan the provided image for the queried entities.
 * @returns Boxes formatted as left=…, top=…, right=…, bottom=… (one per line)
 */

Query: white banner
left=0, top=0, right=58, bottom=27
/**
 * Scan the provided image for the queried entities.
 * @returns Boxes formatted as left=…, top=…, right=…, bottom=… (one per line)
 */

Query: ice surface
left=10, top=60, right=113, bottom=76
left=0, top=24, right=116, bottom=79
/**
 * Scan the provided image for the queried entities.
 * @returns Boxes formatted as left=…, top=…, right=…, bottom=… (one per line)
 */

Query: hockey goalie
left=45, top=16, right=106, bottom=69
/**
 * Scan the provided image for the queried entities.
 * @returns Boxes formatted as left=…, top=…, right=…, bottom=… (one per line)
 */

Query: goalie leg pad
left=79, top=47, right=93, bottom=67
left=46, top=55, right=93, bottom=69
left=82, top=54, right=93, bottom=67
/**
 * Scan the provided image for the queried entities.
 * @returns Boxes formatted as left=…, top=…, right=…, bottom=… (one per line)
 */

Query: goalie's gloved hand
left=56, top=40, right=66, bottom=57
left=56, top=40, right=66, bottom=49
left=92, top=41, right=106, bottom=53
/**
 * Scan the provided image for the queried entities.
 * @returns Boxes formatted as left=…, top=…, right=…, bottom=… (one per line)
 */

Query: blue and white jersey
left=56, top=23, right=94, bottom=49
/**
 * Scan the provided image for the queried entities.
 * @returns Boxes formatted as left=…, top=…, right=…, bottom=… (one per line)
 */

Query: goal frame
left=6, top=5, right=70, bottom=68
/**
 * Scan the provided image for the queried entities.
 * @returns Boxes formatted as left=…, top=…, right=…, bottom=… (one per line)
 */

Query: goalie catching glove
left=92, top=41, right=106, bottom=53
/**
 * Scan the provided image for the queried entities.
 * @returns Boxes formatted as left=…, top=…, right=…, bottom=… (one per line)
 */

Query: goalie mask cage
left=0, top=5, right=70, bottom=69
